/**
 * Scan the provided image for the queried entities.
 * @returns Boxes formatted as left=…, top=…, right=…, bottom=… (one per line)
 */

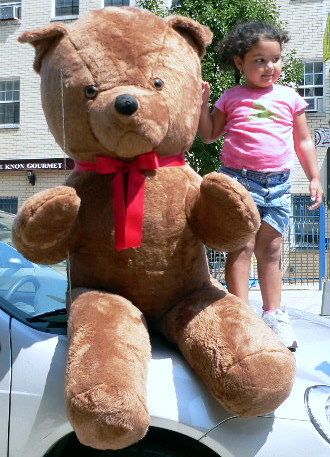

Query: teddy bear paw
left=67, top=384, right=150, bottom=450
left=12, top=186, right=80, bottom=259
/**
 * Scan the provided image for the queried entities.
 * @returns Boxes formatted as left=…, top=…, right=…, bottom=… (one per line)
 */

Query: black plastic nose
left=114, top=94, right=139, bottom=116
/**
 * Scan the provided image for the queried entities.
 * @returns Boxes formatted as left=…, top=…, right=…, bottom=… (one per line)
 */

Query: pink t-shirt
left=215, top=84, right=308, bottom=171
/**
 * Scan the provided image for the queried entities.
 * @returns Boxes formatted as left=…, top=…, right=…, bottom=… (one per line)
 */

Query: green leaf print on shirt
left=248, top=102, right=280, bottom=122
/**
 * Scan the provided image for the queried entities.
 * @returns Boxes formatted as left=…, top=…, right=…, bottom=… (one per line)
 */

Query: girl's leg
left=254, top=221, right=297, bottom=350
left=225, top=237, right=255, bottom=304
left=254, top=221, right=282, bottom=311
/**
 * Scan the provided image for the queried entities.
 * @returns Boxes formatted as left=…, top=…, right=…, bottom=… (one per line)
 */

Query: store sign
left=315, top=128, right=330, bottom=147
left=0, top=158, right=74, bottom=172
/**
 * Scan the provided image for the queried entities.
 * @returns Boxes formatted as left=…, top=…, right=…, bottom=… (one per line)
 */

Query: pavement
left=249, top=285, right=326, bottom=316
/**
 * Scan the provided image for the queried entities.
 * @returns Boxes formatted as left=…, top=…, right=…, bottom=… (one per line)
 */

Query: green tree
left=137, top=0, right=303, bottom=175
left=136, top=0, right=168, bottom=17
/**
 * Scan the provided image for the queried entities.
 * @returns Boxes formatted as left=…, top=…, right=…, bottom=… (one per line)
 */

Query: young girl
left=198, top=21, right=324, bottom=351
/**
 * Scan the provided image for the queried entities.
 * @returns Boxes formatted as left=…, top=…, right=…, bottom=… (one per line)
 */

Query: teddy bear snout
left=114, top=94, right=139, bottom=116
left=88, top=87, right=170, bottom=157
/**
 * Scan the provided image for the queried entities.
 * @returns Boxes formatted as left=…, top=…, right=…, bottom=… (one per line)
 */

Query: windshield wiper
left=27, top=308, right=67, bottom=323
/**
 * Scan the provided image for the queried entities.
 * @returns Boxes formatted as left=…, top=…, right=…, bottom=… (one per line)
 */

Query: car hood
left=148, top=334, right=234, bottom=433
left=8, top=307, right=330, bottom=457
left=148, top=309, right=330, bottom=427
left=268, top=309, right=330, bottom=421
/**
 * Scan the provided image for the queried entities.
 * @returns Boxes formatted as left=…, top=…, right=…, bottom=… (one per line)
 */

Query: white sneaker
left=262, top=308, right=298, bottom=351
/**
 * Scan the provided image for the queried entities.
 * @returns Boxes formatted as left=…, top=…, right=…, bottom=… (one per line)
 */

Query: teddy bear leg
left=66, top=289, right=151, bottom=450
left=159, top=282, right=296, bottom=417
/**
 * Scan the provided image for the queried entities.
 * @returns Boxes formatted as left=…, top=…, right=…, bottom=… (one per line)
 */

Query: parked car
left=0, top=210, right=329, bottom=457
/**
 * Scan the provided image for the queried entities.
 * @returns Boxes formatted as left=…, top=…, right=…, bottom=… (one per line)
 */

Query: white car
left=0, top=210, right=329, bottom=457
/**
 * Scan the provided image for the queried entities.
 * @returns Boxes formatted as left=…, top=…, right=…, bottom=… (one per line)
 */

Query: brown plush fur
left=14, top=7, right=296, bottom=451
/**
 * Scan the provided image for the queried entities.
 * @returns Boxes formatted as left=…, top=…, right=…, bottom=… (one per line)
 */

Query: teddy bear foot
left=213, top=348, right=295, bottom=416
left=160, top=283, right=296, bottom=417
left=66, top=291, right=151, bottom=450
left=67, top=385, right=150, bottom=450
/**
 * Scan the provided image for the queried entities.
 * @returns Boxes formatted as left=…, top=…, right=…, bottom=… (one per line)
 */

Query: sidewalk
left=249, top=287, right=323, bottom=316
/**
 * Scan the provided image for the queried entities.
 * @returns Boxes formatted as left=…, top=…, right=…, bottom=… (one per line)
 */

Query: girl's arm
left=293, top=111, right=324, bottom=210
left=198, top=81, right=227, bottom=144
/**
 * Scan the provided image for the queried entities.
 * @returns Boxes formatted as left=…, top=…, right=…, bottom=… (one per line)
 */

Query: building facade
left=275, top=1, right=330, bottom=282
left=0, top=0, right=329, bottom=213
left=276, top=0, right=329, bottom=198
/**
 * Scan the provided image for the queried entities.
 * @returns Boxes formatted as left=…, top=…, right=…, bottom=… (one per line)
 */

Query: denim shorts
left=220, top=166, right=291, bottom=235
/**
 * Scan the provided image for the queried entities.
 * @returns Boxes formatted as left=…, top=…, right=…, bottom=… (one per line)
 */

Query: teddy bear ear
left=166, top=15, right=213, bottom=59
left=18, top=24, right=68, bottom=73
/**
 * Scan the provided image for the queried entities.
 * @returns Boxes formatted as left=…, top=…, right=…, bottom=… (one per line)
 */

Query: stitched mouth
left=98, top=125, right=167, bottom=158
left=115, top=130, right=156, bottom=156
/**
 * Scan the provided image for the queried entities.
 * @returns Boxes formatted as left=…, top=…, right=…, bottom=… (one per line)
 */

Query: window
left=55, top=0, right=79, bottom=17
left=0, top=79, right=20, bottom=127
left=292, top=195, right=320, bottom=248
left=298, top=61, right=324, bottom=112
left=104, top=0, right=130, bottom=6
left=0, top=197, right=18, bottom=214
left=0, top=1, right=21, bottom=20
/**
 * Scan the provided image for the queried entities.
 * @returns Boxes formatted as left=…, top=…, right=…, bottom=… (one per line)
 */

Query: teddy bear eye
left=153, top=78, right=164, bottom=90
left=85, top=85, right=98, bottom=99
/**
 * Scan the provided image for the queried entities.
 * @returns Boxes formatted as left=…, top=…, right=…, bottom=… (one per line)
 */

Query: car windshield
left=0, top=211, right=67, bottom=318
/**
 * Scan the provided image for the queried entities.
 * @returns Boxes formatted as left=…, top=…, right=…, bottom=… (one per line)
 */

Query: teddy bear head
left=19, top=7, right=212, bottom=162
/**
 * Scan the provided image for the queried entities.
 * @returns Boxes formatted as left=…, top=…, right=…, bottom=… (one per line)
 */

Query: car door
left=0, top=309, right=11, bottom=457
left=8, top=319, right=70, bottom=457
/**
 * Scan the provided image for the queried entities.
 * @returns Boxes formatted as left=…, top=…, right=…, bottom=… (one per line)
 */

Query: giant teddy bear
left=15, top=6, right=296, bottom=451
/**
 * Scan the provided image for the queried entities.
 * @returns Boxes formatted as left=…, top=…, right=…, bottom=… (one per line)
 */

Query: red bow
left=75, top=151, right=185, bottom=250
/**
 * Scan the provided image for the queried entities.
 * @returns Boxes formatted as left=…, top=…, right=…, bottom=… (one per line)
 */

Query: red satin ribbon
left=75, top=151, right=185, bottom=250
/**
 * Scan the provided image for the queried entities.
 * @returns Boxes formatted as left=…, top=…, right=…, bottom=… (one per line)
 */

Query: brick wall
left=0, top=169, right=71, bottom=209
left=1, top=0, right=60, bottom=161
left=276, top=0, right=329, bottom=194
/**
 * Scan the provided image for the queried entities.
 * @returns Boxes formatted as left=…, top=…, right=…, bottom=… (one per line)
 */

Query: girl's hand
left=201, top=81, right=211, bottom=106
left=308, top=178, right=324, bottom=210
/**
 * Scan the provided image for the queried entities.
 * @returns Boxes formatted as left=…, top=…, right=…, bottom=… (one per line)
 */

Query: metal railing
left=208, top=201, right=328, bottom=290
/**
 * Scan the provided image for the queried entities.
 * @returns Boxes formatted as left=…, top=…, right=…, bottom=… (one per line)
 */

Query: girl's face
left=234, top=39, right=283, bottom=89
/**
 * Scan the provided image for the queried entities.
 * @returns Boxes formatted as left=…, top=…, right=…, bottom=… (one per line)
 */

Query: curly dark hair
left=217, top=21, right=289, bottom=83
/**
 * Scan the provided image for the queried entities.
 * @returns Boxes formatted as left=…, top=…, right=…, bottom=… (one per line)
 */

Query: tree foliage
left=136, top=0, right=168, bottom=17
left=136, top=0, right=303, bottom=175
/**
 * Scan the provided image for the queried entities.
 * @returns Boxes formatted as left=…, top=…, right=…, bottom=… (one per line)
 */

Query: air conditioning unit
left=0, top=5, right=20, bottom=21
left=304, top=97, right=318, bottom=113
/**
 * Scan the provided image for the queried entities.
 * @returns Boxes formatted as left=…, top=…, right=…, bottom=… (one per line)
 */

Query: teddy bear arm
left=187, top=172, right=260, bottom=252
left=12, top=186, right=80, bottom=264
